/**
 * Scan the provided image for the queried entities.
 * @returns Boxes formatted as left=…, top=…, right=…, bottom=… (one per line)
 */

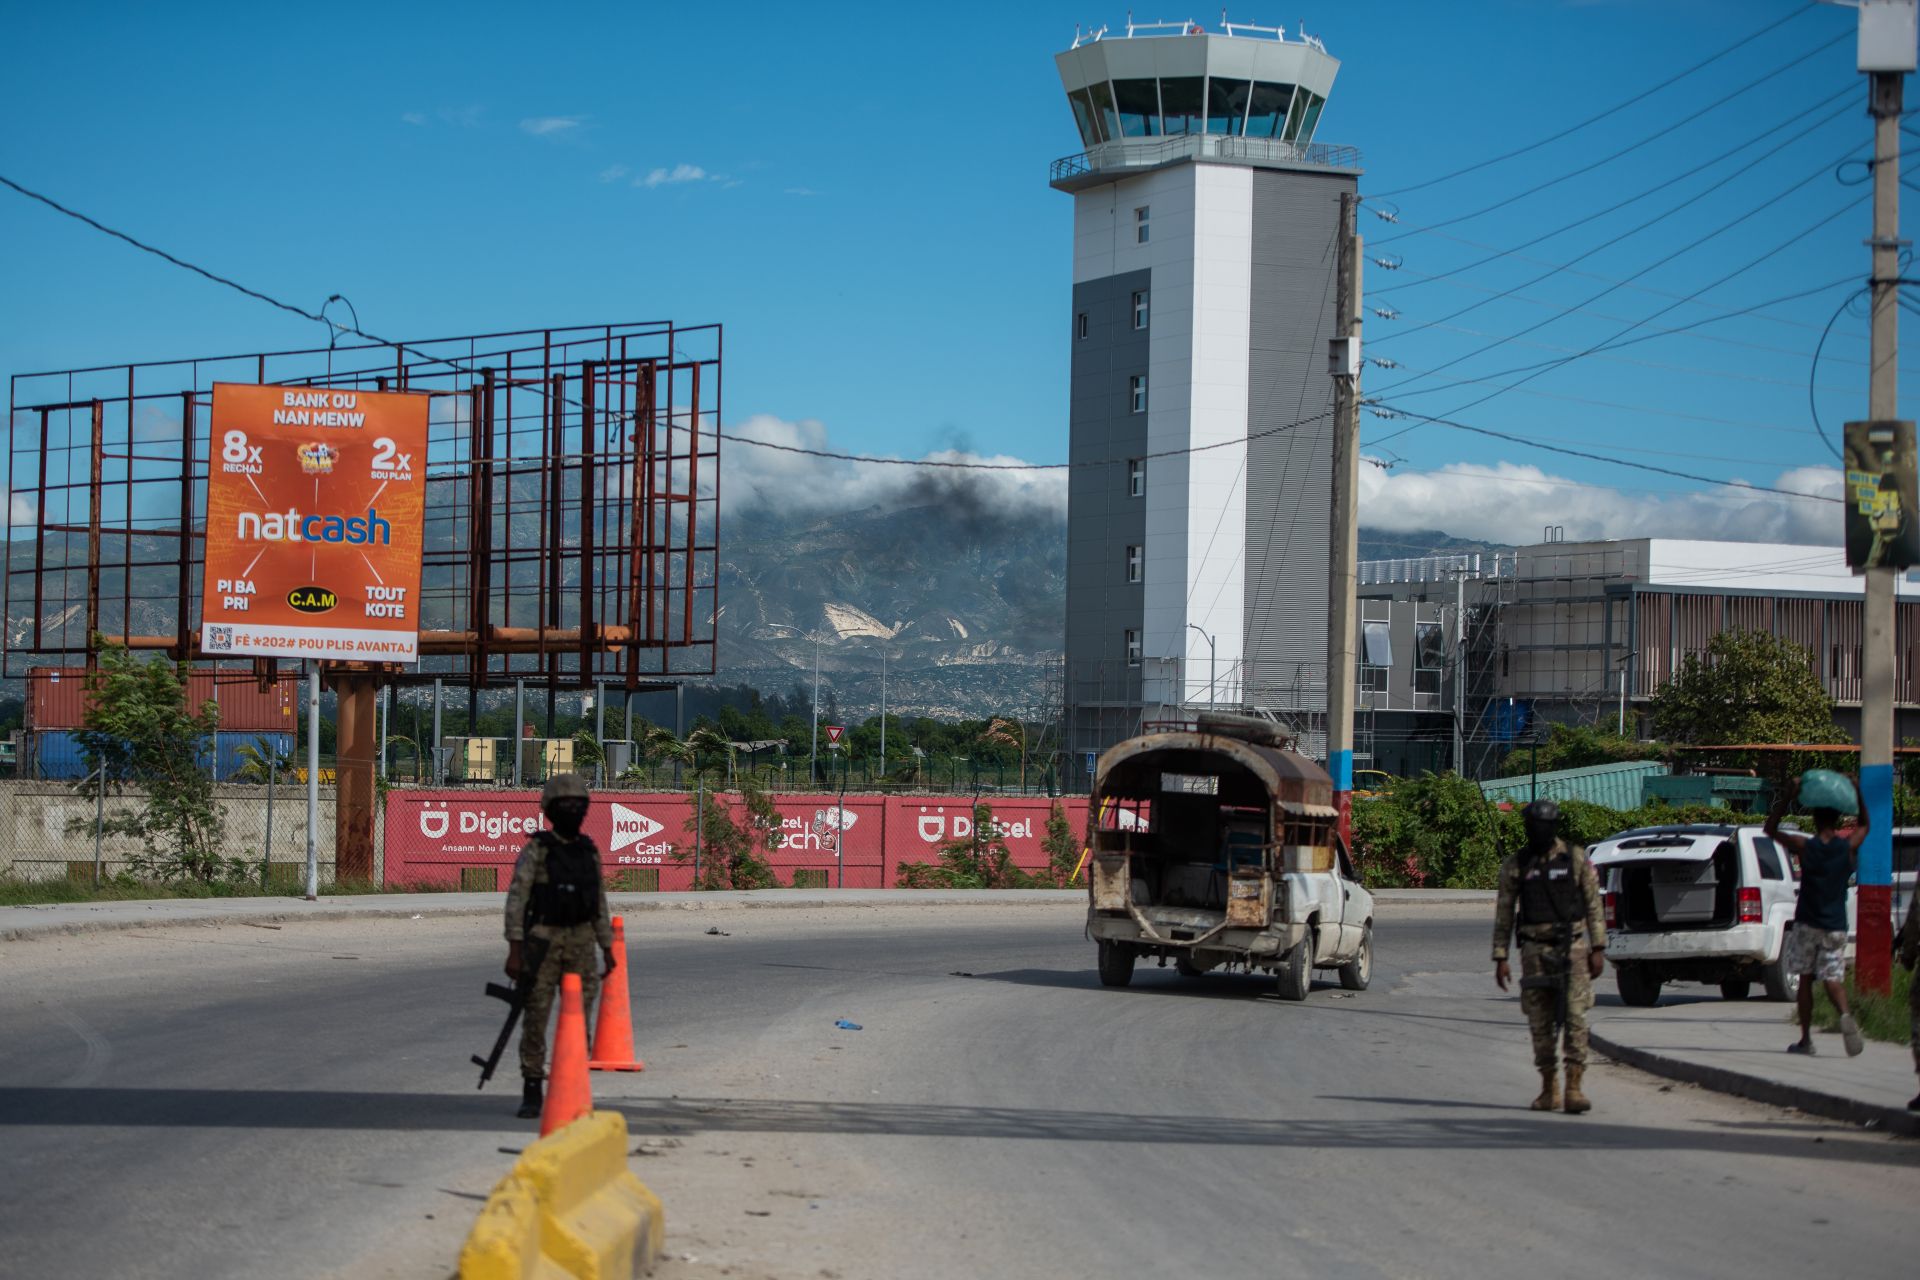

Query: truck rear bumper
left=1088, top=911, right=1303, bottom=959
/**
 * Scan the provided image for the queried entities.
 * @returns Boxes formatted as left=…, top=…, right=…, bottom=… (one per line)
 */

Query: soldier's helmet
left=1521, top=799, right=1560, bottom=824
left=541, top=772, right=591, bottom=808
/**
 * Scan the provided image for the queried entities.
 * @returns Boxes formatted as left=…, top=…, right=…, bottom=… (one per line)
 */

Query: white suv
left=1589, top=823, right=1803, bottom=1006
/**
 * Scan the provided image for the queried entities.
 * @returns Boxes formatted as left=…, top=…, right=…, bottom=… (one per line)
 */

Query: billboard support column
left=305, top=663, right=320, bottom=900
left=333, top=670, right=380, bottom=883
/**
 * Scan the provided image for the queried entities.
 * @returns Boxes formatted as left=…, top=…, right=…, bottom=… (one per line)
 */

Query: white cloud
left=639, top=163, right=709, bottom=188
left=784, top=186, right=820, bottom=197
left=598, top=163, right=630, bottom=183
left=716, top=414, right=1066, bottom=517
left=520, top=115, right=584, bottom=137
left=1356, top=459, right=1843, bottom=546
left=401, top=111, right=428, bottom=126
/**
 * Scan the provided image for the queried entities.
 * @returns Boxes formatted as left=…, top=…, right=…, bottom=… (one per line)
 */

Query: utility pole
left=879, top=646, right=888, bottom=783
left=1852, top=0, right=1913, bottom=995
left=1327, top=189, right=1363, bottom=845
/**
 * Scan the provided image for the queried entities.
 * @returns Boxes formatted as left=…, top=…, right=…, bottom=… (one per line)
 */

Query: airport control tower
left=1052, top=18, right=1359, bottom=782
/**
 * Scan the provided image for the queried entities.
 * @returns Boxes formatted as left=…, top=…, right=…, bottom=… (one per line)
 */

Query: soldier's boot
left=516, top=1077, right=543, bottom=1120
left=1562, top=1065, right=1591, bottom=1115
left=1529, top=1070, right=1559, bottom=1111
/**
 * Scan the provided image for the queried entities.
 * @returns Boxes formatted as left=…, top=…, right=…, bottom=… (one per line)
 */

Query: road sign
left=1084, top=751, right=1097, bottom=775
left=825, top=725, right=844, bottom=745
left=201, top=383, right=430, bottom=662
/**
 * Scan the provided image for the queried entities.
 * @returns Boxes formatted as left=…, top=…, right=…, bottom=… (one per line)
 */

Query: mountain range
left=715, top=499, right=1502, bottom=718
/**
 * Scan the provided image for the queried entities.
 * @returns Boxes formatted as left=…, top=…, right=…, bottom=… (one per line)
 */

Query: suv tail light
left=1604, top=891, right=1619, bottom=931
left=1738, top=886, right=1763, bottom=924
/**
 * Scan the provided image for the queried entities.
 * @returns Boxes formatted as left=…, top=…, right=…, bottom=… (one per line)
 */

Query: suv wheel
left=1097, top=941, right=1136, bottom=988
left=1760, top=956, right=1791, bottom=1002
left=1719, top=979, right=1752, bottom=1001
left=1338, top=925, right=1373, bottom=992
left=1275, top=930, right=1314, bottom=1002
left=1616, top=964, right=1663, bottom=1008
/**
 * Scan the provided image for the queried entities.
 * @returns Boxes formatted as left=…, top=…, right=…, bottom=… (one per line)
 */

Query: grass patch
left=1812, top=963, right=1916, bottom=1046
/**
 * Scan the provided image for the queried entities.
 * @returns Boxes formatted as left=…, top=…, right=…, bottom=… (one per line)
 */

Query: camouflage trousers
left=519, top=923, right=603, bottom=1081
left=1520, top=939, right=1593, bottom=1071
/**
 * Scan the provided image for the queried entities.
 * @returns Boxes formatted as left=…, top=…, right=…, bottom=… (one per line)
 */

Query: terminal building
left=1053, top=19, right=1359, bottom=786
left=1355, top=536, right=1920, bottom=779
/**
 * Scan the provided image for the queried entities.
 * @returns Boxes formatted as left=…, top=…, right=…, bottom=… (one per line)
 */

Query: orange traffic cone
left=589, top=917, right=646, bottom=1073
left=539, top=972, right=593, bottom=1136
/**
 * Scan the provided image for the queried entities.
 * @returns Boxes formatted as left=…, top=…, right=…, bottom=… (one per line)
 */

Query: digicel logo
left=610, top=803, right=667, bottom=854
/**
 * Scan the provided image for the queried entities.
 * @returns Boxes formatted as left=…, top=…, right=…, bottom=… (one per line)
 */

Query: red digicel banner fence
left=383, top=791, right=1097, bottom=890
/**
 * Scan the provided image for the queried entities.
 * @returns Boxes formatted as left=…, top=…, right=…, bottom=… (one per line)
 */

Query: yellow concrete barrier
left=459, top=1111, right=664, bottom=1280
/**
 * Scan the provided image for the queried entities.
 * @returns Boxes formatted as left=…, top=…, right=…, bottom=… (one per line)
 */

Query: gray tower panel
left=1244, top=168, right=1354, bottom=715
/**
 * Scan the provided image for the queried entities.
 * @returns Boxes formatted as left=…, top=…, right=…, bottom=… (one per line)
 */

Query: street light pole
left=1186, top=624, right=1217, bottom=709
left=810, top=633, right=822, bottom=788
left=879, top=646, right=888, bottom=784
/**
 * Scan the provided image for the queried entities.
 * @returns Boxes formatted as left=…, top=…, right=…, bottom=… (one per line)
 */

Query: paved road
left=1, top=901, right=1914, bottom=1279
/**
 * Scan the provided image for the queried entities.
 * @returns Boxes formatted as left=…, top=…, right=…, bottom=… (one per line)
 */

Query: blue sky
left=0, top=0, right=1904, bottom=545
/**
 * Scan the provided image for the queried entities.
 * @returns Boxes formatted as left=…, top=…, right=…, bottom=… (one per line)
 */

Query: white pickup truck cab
left=1083, top=716, right=1375, bottom=1001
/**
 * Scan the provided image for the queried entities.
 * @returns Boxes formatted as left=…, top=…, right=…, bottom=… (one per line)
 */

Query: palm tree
left=684, top=726, right=733, bottom=785
left=232, top=735, right=293, bottom=784
left=980, top=718, right=1028, bottom=792
left=640, top=725, right=690, bottom=785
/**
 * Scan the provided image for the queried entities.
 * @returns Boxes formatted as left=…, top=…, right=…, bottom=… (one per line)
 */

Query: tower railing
left=1050, top=133, right=1361, bottom=185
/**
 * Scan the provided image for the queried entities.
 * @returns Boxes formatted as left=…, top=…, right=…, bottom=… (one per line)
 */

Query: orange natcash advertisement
left=201, top=383, right=431, bottom=663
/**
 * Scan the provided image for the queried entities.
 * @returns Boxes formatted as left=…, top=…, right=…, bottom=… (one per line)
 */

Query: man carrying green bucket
left=1766, top=768, right=1869, bottom=1057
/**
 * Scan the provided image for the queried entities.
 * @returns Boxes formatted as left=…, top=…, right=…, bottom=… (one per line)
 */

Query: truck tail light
left=1738, top=886, right=1763, bottom=924
left=1604, top=891, right=1619, bottom=931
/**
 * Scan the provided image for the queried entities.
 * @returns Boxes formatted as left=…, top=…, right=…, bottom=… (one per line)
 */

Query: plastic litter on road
left=834, top=1019, right=863, bottom=1031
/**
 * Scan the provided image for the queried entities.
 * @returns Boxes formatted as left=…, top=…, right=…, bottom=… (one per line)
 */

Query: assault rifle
left=472, top=933, right=552, bottom=1089
left=1517, top=922, right=1574, bottom=1034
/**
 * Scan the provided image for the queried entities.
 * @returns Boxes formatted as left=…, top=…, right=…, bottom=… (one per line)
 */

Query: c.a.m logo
left=287, top=586, right=338, bottom=614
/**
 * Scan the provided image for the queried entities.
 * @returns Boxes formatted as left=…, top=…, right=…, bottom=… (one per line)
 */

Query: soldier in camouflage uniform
left=1493, top=799, right=1609, bottom=1115
left=1898, top=888, right=1920, bottom=1112
left=504, top=772, right=615, bottom=1119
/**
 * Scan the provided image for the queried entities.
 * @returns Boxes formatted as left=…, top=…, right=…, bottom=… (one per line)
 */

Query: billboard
left=382, top=790, right=1095, bottom=890
left=200, top=383, right=430, bottom=661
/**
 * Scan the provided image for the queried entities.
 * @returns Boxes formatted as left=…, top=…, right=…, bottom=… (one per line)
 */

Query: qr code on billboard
left=205, top=626, right=234, bottom=652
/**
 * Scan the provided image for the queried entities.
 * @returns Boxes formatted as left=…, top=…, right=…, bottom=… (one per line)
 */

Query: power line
left=1370, top=2, right=1821, bottom=200
left=1373, top=26, right=1850, bottom=243
left=1369, top=405, right=1840, bottom=503
left=1372, top=131, right=1862, bottom=359
left=1367, top=274, right=1860, bottom=409
left=0, top=168, right=1345, bottom=478
left=1370, top=166, right=1878, bottom=422
left=1372, top=82, right=1858, bottom=298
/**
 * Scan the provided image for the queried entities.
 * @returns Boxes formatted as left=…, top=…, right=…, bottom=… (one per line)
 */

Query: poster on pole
left=1844, top=419, right=1920, bottom=572
left=201, top=383, right=431, bottom=662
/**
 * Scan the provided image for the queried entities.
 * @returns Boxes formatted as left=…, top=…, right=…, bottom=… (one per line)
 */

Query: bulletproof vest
left=1517, top=846, right=1584, bottom=927
left=529, top=831, right=601, bottom=927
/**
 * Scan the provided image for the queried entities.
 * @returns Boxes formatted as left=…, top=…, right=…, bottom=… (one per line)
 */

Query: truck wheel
left=1719, top=979, right=1752, bottom=1001
left=1097, top=941, right=1135, bottom=989
left=1760, top=957, right=1791, bottom=1002
left=1616, top=965, right=1663, bottom=1008
left=1275, top=931, right=1313, bottom=1002
left=1338, top=925, right=1373, bottom=992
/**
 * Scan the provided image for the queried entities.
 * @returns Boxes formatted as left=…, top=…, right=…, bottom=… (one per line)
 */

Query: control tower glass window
left=1206, top=78, right=1251, bottom=135
left=1113, top=79, right=1162, bottom=137
left=1298, top=92, right=1326, bottom=144
left=1283, top=88, right=1310, bottom=141
left=1134, top=205, right=1150, bottom=243
left=1245, top=82, right=1295, bottom=139
left=1088, top=81, right=1121, bottom=142
left=1159, top=77, right=1203, bottom=136
left=1067, top=88, right=1104, bottom=146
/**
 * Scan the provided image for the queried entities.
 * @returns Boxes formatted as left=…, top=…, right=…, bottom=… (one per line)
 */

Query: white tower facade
left=1054, top=22, right=1359, bottom=782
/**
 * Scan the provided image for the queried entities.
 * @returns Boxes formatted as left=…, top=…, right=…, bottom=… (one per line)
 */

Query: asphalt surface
left=1, top=901, right=1915, bottom=1279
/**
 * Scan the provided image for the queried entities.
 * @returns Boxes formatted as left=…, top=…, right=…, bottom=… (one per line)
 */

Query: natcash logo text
left=236, top=508, right=391, bottom=545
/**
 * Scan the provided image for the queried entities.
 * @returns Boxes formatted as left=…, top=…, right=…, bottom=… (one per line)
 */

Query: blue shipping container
left=30, top=731, right=297, bottom=782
